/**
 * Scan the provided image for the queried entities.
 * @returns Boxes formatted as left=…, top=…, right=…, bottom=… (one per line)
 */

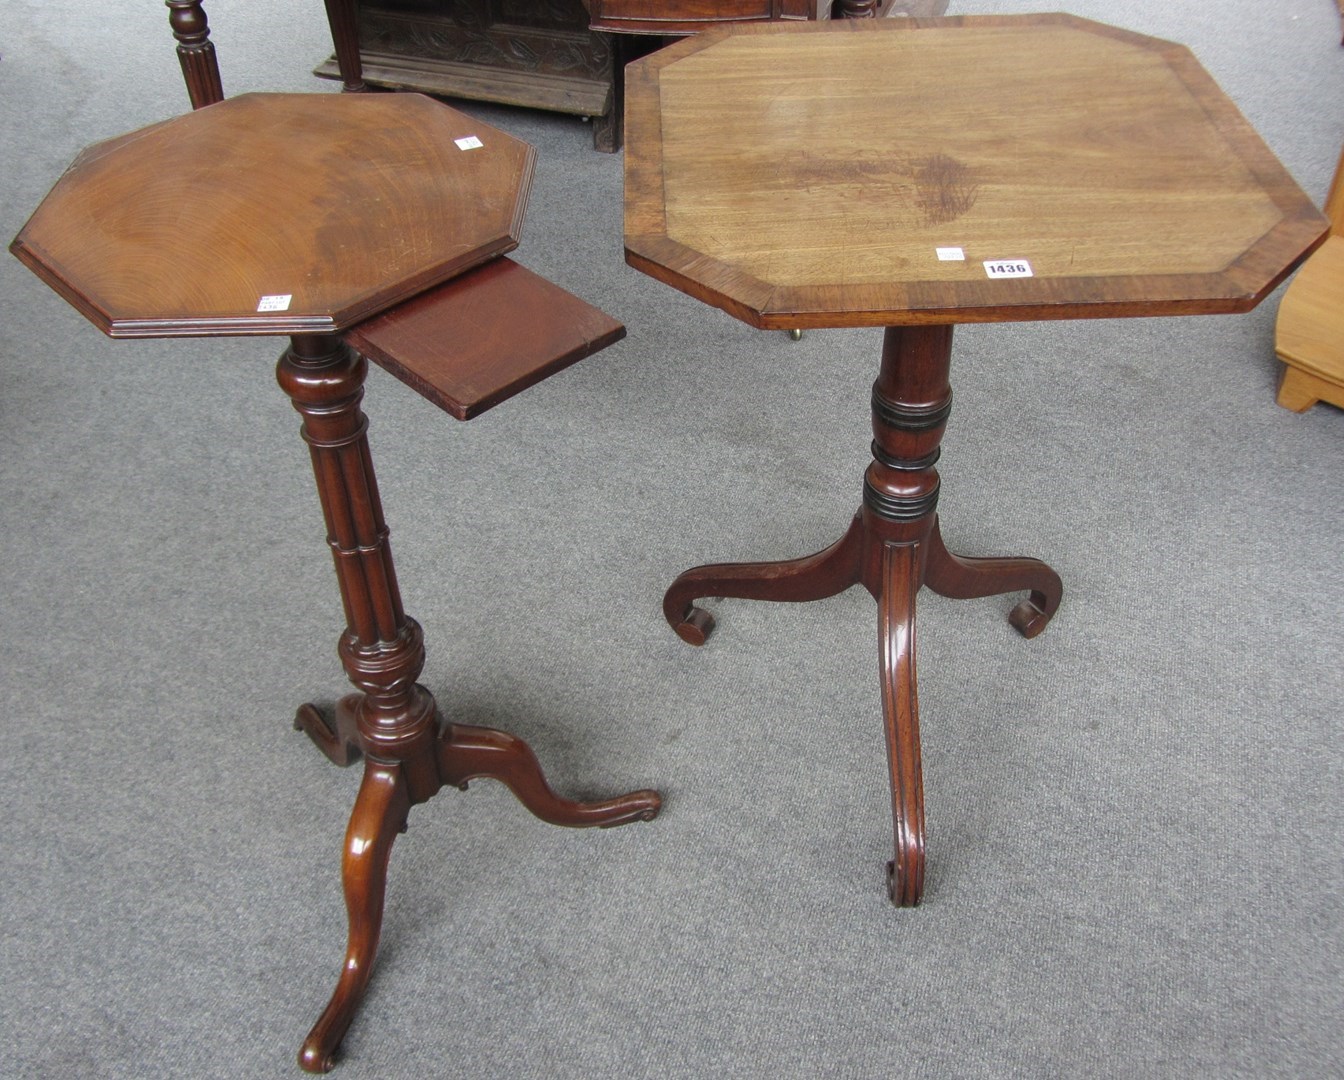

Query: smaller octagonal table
left=623, top=15, right=1328, bottom=906
left=12, top=91, right=660, bottom=1071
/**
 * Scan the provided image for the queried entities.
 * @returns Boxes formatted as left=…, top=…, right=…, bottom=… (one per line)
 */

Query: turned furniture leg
left=322, top=0, right=368, bottom=93
left=854, top=325, right=946, bottom=905
left=299, top=761, right=410, bottom=1074
left=279, top=335, right=658, bottom=1071
left=166, top=0, right=224, bottom=109
left=664, top=324, right=1060, bottom=906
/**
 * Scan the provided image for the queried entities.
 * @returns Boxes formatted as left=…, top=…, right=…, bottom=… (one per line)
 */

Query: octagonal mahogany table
left=624, top=14, right=1328, bottom=906
left=12, top=91, right=660, bottom=1070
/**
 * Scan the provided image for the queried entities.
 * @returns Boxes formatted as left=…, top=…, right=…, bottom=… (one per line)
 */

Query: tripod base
left=295, top=692, right=660, bottom=1073
left=663, top=324, right=1061, bottom=907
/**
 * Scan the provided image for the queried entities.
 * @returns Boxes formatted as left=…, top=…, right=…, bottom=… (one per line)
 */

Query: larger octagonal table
left=624, top=15, right=1328, bottom=906
left=12, top=91, right=660, bottom=1070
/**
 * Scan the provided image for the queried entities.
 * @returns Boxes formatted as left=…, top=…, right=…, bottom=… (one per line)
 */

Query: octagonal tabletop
left=11, top=93, right=535, bottom=338
left=624, top=15, right=1329, bottom=330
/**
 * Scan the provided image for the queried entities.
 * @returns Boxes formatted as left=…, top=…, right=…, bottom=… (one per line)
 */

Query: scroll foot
left=294, top=694, right=363, bottom=766
left=879, top=542, right=926, bottom=907
left=922, top=518, right=1062, bottom=639
left=663, top=514, right=865, bottom=646
left=439, top=724, right=661, bottom=828
left=299, top=762, right=410, bottom=1073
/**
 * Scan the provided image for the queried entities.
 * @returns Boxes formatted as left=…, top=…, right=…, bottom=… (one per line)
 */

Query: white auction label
left=257, top=294, right=292, bottom=312
left=936, top=247, right=966, bottom=262
left=455, top=135, right=484, bottom=151
left=983, top=259, right=1033, bottom=279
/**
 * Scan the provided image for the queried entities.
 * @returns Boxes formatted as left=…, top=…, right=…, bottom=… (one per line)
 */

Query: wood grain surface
left=344, top=256, right=626, bottom=420
left=624, top=15, right=1329, bottom=328
left=11, top=93, right=535, bottom=337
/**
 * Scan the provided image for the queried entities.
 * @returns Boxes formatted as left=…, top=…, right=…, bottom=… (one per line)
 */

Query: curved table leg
left=294, top=694, right=363, bottom=767
left=878, top=541, right=926, bottom=907
left=300, top=761, right=411, bottom=1074
left=663, top=513, right=865, bottom=645
left=439, top=724, right=661, bottom=828
left=922, top=518, right=1062, bottom=639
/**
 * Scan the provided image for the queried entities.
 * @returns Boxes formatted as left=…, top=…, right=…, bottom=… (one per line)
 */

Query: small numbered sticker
left=983, top=259, right=1033, bottom=279
left=257, top=294, right=292, bottom=312
left=455, top=135, right=484, bottom=151
left=936, top=247, right=966, bottom=262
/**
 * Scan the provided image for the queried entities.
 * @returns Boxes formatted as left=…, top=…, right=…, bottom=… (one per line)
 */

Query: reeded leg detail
left=300, top=762, right=411, bottom=1074
left=295, top=694, right=363, bottom=767
left=281, top=334, right=660, bottom=1068
left=439, top=724, right=661, bottom=828
left=878, top=542, right=926, bottom=907
left=922, top=518, right=1062, bottom=639
left=663, top=514, right=865, bottom=645
left=321, top=0, right=368, bottom=93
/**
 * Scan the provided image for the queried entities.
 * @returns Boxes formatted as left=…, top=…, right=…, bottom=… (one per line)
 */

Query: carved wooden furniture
left=13, top=21, right=659, bottom=1070
left=315, top=0, right=631, bottom=150
left=624, top=15, right=1327, bottom=906
left=314, top=0, right=947, bottom=152
left=1274, top=144, right=1344, bottom=412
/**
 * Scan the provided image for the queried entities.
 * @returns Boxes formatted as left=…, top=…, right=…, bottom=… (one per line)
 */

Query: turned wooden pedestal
left=279, top=334, right=657, bottom=1071
left=624, top=16, right=1327, bottom=905
left=664, top=325, right=1058, bottom=903
left=12, top=88, right=660, bottom=1071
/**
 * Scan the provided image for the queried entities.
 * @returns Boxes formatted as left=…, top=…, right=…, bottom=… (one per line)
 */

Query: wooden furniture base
left=663, top=325, right=1059, bottom=905
left=279, top=331, right=659, bottom=1072
left=0, top=9, right=670, bottom=1071
left=625, top=15, right=1325, bottom=909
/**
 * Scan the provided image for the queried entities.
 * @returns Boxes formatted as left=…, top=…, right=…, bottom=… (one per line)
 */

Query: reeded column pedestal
left=279, top=335, right=660, bottom=1071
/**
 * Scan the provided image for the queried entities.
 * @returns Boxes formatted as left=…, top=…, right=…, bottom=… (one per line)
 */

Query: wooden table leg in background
left=663, top=326, right=1061, bottom=907
left=166, top=0, right=224, bottom=107
left=278, top=334, right=660, bottom=1072
left=321, top=0, right=367, bottom=92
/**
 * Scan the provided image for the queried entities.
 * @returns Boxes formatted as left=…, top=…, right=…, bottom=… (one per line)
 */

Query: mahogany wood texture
left=10, top=94, right=534, bottom=338
left=279, top=336, right=659, bottom=1071
left=8, top=10, right=660, bottom=1069
left=344, top=256, right=625, bottom=420
left=1274, top=144, right=1344, bottom=412
left=624, top=15, right=1329, bottom=330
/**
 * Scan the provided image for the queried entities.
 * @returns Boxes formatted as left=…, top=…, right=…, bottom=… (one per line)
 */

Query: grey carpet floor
left=1, top=1, right=1341, bottom=1077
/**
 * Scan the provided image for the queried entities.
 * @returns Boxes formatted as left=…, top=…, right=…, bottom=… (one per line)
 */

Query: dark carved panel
left=360, top=1, right=608, bottom=81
